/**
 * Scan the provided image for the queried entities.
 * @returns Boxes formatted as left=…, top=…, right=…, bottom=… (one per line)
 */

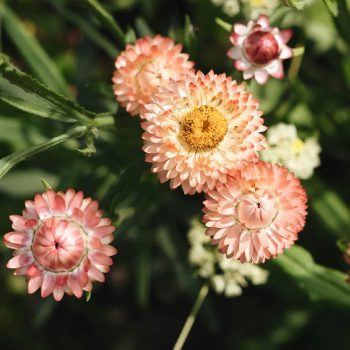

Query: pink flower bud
left=244, top=30, right=279, bottom=65
left=227, top=16, right=293, bottom=85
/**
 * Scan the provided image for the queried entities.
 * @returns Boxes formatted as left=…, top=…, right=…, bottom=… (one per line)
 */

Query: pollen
left=291, top=138, right=304, bottom=154
left=180, top=106, right=228, bottom=152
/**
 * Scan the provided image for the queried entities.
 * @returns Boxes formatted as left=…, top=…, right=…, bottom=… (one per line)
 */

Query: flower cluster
left=261, top=123, right=321, bottom=179
left=111, top=16, right=308, bottom=266
left=188, top=219, right=268, bottom=296
left=3, top=15, right=309, bottom=301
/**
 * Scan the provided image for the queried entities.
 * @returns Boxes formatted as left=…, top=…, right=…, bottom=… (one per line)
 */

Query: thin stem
left=173, top=283, right=209, bottom=350
left=91, top=115, right=115, bottom=128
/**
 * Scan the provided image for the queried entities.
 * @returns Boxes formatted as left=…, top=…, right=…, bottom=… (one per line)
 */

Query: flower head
left=112, top=35, right=194, bottom=116
left=188, top=219, right=268, bottom=297
left=261, top=123, right=321, bottom=179
left=227, top=15, right=293, bottom=84
left=4, top=189, right=117, bottom=301
left=141, top=70, right=266, bottom=194
left=203, top=161, right=307, bottom=263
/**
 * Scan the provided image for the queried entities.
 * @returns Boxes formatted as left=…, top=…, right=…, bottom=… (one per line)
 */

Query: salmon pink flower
left=112, top=35, right=194, bottom=116
left=227, top=15, right=293, bottom=84
left=203, top=161, right=307, bottom=263
left=141, top=70, right=266, bottom=194
left=4, top=189, right=117, bottom=301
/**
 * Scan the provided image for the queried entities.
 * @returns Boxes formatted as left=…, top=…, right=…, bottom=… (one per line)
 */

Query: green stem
left=0, top=125, right=87, bottom=180
left=288, top=47, right=305, bottom=80
left=173, top=283, right=209, bottom=350
left=91, top=115, right=115, bottom=128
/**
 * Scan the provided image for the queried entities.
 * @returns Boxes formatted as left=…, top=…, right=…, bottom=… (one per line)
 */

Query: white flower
left=211, top=0, right=279, bottom=18
left=261, top=123, right=321, bottom=180
left=223, top=0, right=240, bottom=16
left=187, top=219, right=269, bottom=297
left=242, top=0, right=279, bottom=19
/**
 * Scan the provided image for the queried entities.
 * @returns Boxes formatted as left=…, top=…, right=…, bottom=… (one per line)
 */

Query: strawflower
left=4, top=189, right=117, bottom=301
left=227, top=15, right=293, bottom=84
left=141, top=70, right=266, bottom=194
left=113, top=35, right=194, bottom=116
left=203, top=161, right=307, bottom=263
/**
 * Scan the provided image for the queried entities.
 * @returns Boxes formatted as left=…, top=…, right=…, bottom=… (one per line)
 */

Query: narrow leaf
left=80, top=0, right=126, bottom=46
left=0, top=125, right=87, bottom=180
left=1, top=3, right=70, bottom=96
left=0, top=54, right=97, bottom=124
left=51, top=3, right=118, bottom=59
left=134, top=17, right=154, bottom=37
left=322, top=0, right=339, bottom=17
left=0, top=94, right=75, bottom=122
left=307, top=177, right=350, bottom=239
left=273, top=245, right=350, bottom=307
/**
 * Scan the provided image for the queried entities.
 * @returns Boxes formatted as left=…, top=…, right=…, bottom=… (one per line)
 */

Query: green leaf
left=0, top=3, right=70, bottom=96
left=80, top=0, right=126, bottom=46
left=273, top=245, right=350, bottom=307
left=184, top=15, right=196, bottom=51
left=215, top=17, right=232, bottom=33
left=0, top=169, right=57, bottom=197
left=322, top=0, right=339, bottom=17
left=0, top=94, right=75, bottom=122
left=134, top=17, right=154, bottom=37
left=282, top=0, right=316, bottom=11
left=0, top=54, right=101, bottom=125
left=0, top=125, right=87, bottom=180
left=125, top=26, right=137, bottom=44
left=51, top=3, right=118, bottom=59
left=134, top=235, right=151, bottom=307
left=40, top=177, right=53, bottom=191
left=107, top=162, right=145, bottom=211
left=307, top=177, right=350, bottom=239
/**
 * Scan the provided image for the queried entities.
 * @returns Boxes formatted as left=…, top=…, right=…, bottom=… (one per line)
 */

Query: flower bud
left=244, top=30, right=279, bottom=65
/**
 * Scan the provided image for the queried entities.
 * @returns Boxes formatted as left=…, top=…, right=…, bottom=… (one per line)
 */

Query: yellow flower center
left=291, top=138, right=304, bottom=154
left=180, top=106, right=228, bottom=152
left=249, top=0, right=265, bottom=7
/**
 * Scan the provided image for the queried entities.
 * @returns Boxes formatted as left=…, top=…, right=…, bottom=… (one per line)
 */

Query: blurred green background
left=1, top=0, right=350, bottom=349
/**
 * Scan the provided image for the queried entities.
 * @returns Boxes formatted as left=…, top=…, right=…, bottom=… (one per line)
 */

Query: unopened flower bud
left=244, top=30, right=279, bottom=65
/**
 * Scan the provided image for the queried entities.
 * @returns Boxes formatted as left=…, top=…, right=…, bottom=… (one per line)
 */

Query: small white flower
left=242, top=0, right=279, bottom=19
left=187, top=219, right=269, bottom=297
left=261, top=123, right=321, bottom=180
left=211, top=274, right=226, bottom=293
left=224, top=279, right=243, bottom=297
left=223, top=0, right=240, bottom=17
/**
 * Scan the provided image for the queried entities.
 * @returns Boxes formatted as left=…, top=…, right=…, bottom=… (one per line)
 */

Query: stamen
left=180, top=106, right=228, bottom=152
